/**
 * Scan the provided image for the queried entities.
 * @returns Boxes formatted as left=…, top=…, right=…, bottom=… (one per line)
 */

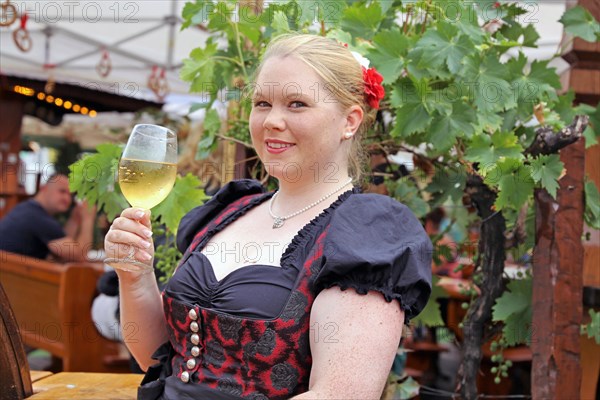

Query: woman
left=105, top=34, right=432, bottom=400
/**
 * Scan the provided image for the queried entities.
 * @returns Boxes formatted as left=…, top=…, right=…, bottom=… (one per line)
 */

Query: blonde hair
left=253, top=34, right=378, bottom=183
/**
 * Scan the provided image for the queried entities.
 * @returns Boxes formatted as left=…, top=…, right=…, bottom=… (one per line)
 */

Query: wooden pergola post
left=561, top=1, right=600, bottom=398
left=0, top=92, right=25, bottom=219
left=531, top=139, right=585, bottom=399
left=531, top=0, right=599, bottom=396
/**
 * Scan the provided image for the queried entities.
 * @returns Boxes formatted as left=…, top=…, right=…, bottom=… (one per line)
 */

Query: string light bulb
left=12, top=85, right=96, bottom=117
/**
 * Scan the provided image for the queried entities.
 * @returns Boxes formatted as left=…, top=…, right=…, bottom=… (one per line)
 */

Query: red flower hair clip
left=362, top=66, right=385, bottom=110
left=345, top=46, right=385, bottom=109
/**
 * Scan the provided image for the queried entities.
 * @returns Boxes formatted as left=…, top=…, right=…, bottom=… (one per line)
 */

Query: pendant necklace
left=268, top=178, right=353, bottom=229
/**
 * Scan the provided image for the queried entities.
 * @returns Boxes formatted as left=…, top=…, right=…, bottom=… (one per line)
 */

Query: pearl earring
left=344, top=132, right=354, bottom=139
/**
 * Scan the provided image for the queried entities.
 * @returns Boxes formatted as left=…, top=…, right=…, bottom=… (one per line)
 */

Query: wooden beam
left=531, top=139, right=585, bottom=399
left=0, top=92, right=25, bottom=218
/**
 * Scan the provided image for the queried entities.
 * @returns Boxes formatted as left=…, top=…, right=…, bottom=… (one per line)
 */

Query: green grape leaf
left=180, top=41, right=218, bottom=94
left=559, top=5, right=600, bottom=43
left=498, top=22, right=540, bottom=48
left=427, top=167, right=467, bottom=207
left=194, top=108, right=221, bottom=160
left=493, top=277, right=533, bottom=346
left=476, top=110, right=504, bottom=134
left=417, top=21, right=475, bottom=74
left=325, top=28, right=353, bottom=47
left=69, top=143, right=128, bottom=222
left=465, top=131, right=524, bottom=168
left=529, top=59, right=561, bottom=94
left=585, top=103, right=600, bottom=134
left=181, top=0, right=213, bottom=30
left=453, top=2, right=487, bottom=45
left=554, top=90, right=576, bottom=124
left=205, top=1, right=234, bottom=31
left=583, top=126, right=598, bottom=148
left=460, top=54, right=516, bottom=112
left=491, top=32, right=522, bottom=52
left=204, top=108, right=222, bottom=137
left=392, top=102, right=431, bottom=137
left=406, top=45, right=453, bottom=81
left=578, top=103, right=600, bottom=148
left=585, top=180, right=600, bottom=230
left=484, top=158, right=534, bottom=211
left=500, top=109, right=519, bottom=133
left=391, top=77, right=444, bottom=136
left=522, top=24, right=541, bottom=47
left=412, top=276, right=448, bottom=327
left=367, top=28, right=411, bottom=83
left=271, top=10, right=291, bottom=34
left=196, top=135, right=215, bottom=160
left=529, top=154, right=564, bottom=199
left=510, top=58, right=561, bottom=112
left=581, top=309, right=600, bottom=345
left=429, top=103, right=477, bottom=152
left=340, top=1, right=382, bottom=40
left=238, top=17, right=263, bottom=46
left=152, top=174, right=208, bottom=234
left=472, top=0, right=510, bottom=22
left=390, top=179, right=430, bottom=218
left=293, top=0, right=346, bottom=27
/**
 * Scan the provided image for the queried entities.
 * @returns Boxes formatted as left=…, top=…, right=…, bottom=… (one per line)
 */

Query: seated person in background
left=0, top=173, right=95, bottom=261
left=424, top=208, right=461, bottom=278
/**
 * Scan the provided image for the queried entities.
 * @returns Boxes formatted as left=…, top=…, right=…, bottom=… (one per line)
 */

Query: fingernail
left=140, top=251, right=152, bottom=261
left=135, top=211, right=144, bottom=219
left=140, top=240, right=151, bottom=249
left=143, top=229, right=153, bottom=238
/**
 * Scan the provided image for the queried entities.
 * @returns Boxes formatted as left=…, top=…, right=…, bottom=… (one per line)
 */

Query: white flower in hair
left=351, top=51, right=370, bottom=69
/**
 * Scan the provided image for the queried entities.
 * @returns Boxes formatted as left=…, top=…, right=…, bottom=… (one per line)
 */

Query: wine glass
left=104, top=124, right=177, bottom=272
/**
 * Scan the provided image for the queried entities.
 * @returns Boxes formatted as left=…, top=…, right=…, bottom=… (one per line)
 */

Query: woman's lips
left=266, top=141, right=295, bottom=154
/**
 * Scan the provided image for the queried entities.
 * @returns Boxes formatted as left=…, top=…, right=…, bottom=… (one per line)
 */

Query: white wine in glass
left=119, top=159, right=177, bottom=210
left=105, top=124, right=177, bottom=272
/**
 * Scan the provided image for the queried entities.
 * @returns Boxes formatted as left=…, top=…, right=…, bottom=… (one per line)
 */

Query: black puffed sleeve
left=314, top=194, right=432, bottom=322
left=176, top=179, right=264, bottom=253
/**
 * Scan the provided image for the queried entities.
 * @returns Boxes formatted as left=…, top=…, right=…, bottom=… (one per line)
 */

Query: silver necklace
left=268, top=178, right=353, bottom=229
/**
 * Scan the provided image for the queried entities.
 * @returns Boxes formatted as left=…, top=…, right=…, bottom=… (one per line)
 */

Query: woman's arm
left=105, top=208, right=169, bottom=371
left=291, top=287, right=404, bottom=400
left=116, top=269, right=168, bottom=371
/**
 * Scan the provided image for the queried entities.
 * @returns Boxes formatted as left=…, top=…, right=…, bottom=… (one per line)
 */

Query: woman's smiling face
left=249, top=56, right=353, bottom=184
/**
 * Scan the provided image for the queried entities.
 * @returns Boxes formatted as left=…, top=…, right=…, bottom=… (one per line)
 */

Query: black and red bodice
left=138, top=180, right=432, bottom=400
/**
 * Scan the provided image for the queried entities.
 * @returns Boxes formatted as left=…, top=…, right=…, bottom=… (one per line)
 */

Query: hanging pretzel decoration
left=44, top=64, right=56, bottom=94
left=147, top=65, right=159, bottom=91
left=0, top=0, right=17, bottom=27
left=148, top=66, right=169, bottom=101
left=96, top=49, right=112, bottom=77
left=13, top=13, right=31, bottom=52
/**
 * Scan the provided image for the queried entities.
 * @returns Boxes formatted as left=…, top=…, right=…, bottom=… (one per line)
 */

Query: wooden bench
left=0, top=251, right=129, bottom=373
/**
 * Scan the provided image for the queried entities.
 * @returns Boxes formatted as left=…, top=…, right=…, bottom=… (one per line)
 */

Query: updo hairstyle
left=253, top=33, right=378, bottom=182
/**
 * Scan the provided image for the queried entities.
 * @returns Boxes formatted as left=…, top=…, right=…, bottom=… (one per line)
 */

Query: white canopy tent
left=1, top=0, right=211, bottom=103
left=1, top=1, right=569, bottom=103
left=0, top=0, right=570, bottom=146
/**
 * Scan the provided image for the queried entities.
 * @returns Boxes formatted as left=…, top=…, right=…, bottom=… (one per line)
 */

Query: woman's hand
left=104, top=208, right=154, bottom=267
left=106, top=208, right=168, bottom=369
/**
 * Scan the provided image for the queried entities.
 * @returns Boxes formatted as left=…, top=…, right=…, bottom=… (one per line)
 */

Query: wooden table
left=30, top=372, right=142, bottom=399
left=30, top=370, right=54, bottom=383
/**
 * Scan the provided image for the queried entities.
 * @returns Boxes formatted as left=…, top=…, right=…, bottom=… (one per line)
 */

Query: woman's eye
left=289, top=101, right=306, bottom=108
left=254, top=101, right=270, bottom=107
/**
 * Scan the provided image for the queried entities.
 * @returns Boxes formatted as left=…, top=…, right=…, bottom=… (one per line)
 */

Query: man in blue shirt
left=0, top=174, right=95, bottom=261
